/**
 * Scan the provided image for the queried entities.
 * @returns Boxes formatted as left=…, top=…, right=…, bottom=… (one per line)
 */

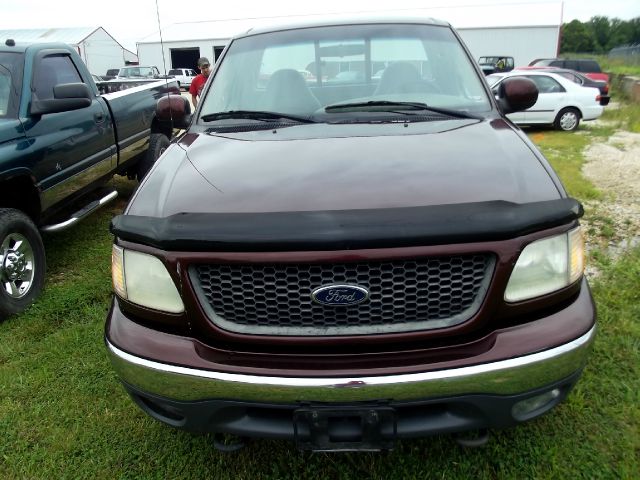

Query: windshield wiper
left=201, top=110, right=316, bottom=123
left=324, top=101, right=483, bottom=120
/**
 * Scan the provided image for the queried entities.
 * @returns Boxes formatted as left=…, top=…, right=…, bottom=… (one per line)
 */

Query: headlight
left=505, top=226, right=584, bottom=302
left=111, top=245, right=184, bottom=313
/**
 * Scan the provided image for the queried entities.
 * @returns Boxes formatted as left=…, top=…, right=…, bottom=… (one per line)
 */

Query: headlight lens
left=111, top=245, right=184, bottom=313
left=505, top=227, right=584, bottom=302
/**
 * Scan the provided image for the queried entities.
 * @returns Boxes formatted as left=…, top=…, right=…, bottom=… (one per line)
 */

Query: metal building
left=137, top=2, right=562, bottom=74
left=0, top=27, right=138, bottom=77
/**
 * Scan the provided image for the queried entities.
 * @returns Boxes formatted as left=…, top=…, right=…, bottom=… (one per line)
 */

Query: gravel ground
left=581, top=127, right=640, bottom=276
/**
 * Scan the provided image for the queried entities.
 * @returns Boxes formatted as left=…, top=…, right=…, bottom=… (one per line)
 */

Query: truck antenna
left=154, top=0, right=173, bottom=125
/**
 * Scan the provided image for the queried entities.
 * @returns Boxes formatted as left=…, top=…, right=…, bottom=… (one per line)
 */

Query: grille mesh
left=191, top=255, right=494, bottom=336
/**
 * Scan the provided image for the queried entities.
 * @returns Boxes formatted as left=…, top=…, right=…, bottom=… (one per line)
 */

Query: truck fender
left=0, top=171, right=41, bottom=223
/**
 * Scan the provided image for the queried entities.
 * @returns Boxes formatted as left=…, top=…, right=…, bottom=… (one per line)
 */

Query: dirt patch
left=581, top=130, right=640, bottom=275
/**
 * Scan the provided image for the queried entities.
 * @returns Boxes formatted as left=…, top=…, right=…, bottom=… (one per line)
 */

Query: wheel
left=0, top=208, right=46, bottom=321
left=137, top=133, right=170, bottom=181
left=554, top=108, right=580, bottom=131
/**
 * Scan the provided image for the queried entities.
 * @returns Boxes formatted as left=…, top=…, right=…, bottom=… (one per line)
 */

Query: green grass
left=1, top=130, right=639, bottom=478
left=601, top=101, right=640, bottom=133
left=526, top=129, right=601, bottom=200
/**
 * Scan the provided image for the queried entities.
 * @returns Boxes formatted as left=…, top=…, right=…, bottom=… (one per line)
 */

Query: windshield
left=0, top=52, right=22, bottom=118
left=199, top=23, right=491, bottom=123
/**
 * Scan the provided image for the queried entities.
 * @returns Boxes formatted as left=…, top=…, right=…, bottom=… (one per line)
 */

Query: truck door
left=23, top=51, right=116, bottom=212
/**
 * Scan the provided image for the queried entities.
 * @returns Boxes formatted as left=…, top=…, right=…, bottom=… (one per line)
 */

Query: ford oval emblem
left=311, top=285, right=369, bottom=306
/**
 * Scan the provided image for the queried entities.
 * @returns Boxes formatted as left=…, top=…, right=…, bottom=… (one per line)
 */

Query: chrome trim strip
left=42, top=190, right=118, bottom=233
left=106, top=326, right=595, bottom=403
left=101, top=80, right=172, bottom=100
left=40, top=150, right=115, bottom=211
left=119, top=129, right=150, bottom=150
left=117, top=130, right=150, bottom=165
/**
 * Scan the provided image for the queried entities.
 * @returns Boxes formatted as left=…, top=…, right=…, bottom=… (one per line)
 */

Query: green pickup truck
left=0, top=39, right=181, bottom=320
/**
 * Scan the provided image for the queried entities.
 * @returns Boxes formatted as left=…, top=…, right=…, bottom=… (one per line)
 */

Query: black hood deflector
left=110, top=198, right=582, bottom=252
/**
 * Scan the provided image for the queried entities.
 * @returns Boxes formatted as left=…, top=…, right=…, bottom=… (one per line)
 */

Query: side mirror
left=156, top=94, right=192, bottom=129
left=496, top=77, right=538, bottom=114
left=30, top=82, right=92, bottom=116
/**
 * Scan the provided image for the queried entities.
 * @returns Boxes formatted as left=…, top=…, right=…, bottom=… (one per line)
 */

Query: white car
left=168, top=68, right=198, bottom=89
left=487, top=71, right=603, bottom=131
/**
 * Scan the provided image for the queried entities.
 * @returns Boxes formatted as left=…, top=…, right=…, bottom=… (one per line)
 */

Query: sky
left=1, top=0, right=638, bottom=51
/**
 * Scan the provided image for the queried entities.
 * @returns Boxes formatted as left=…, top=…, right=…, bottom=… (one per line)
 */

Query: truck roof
left=236, top=14, right=450, bottom=39
left=0, top=39, right=72, bottom=54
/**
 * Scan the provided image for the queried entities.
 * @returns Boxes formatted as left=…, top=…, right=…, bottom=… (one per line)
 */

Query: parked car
left=515, top=67, right=609, bottom=105
left=527, top=58, right=609, bottom=84
left=478, top=56, right=514, bottom=75
left=106, top=16, right=595, bottom=452
left=168, top=68, right=198, bottom=89
left=0, top=40, right=180, bottom=320
left=487, top=71, right=603, bottom=131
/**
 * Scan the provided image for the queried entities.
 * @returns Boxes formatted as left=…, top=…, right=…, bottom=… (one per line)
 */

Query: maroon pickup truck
left=105, top=16, right=596, bottom=451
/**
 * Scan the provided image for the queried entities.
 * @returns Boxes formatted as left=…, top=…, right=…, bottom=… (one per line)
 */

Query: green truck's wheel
left=0, top=208, right=46, bottom=321
left=138, top=133, right=171, bottom=181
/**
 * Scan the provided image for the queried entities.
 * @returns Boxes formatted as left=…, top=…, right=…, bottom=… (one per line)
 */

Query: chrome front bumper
left=106, top=325, right=595, bottom=404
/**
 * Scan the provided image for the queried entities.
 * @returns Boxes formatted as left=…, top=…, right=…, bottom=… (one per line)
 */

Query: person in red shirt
left=189, top=57, right=211, bottom=108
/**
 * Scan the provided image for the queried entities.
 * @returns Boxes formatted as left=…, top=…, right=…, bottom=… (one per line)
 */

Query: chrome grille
left=191, top=255, right=495, bottom=336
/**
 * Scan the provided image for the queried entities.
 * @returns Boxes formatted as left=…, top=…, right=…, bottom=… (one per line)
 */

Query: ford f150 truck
left=0, top=39, right=179, bottom=320
left=105, top=17, right=596, bottom=451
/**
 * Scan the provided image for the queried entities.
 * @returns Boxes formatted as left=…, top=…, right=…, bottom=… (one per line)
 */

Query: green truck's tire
left=137, top=133, right=171, bottom=181
left=0, top=208, right=46, bottom=321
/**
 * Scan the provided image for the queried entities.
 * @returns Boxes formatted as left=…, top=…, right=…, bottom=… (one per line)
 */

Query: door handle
left=94, top=112, right=105, bottom=123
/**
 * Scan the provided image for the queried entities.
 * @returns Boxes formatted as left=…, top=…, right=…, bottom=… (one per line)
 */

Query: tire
left=0, top=208, right=46, bottom=321
left=554, top=107, right=580, bottom=132
left=137, top=133, right=170, bottom=181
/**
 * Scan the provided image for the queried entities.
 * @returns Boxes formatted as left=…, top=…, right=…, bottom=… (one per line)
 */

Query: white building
left=0, top=27, right=138, bottom=77
left=137, top=2, right=562, bottom=73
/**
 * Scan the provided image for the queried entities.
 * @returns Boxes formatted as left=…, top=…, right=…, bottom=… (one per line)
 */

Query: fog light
left=512, top=388, right=561, bottom=420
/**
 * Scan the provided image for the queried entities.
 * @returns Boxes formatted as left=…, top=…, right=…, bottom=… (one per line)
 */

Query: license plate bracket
left=293, top=406, right=397, bottom=451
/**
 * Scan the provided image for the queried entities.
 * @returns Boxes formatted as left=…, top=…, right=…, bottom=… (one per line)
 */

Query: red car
left=514, top=66, right=610, bottom=105
left=527, top=58, right=609, bottom=85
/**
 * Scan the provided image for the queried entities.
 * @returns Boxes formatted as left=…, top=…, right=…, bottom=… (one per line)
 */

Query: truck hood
left=0, top=119, right=26, bottom=146
left=128, top=119, right=562, bottom=217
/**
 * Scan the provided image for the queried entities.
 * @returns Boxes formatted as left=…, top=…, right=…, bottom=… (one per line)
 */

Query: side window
left=564, top=60, right=578, bottom=71
left=580, top=61, right=601, bottom=73
left=559, top=72, right=581, bottom=84
left=527, top=75, right=565, bottom=94
left=33, top=54, right=82, bottom=100
left=549, top=60, right=563, bottom=68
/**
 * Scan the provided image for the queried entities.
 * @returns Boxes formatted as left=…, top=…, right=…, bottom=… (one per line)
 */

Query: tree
left=589, top=16, right=612, bottom=52
left=607, top=18, right=632, bottom=50
left=561, top=20, right=595, bottom=53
